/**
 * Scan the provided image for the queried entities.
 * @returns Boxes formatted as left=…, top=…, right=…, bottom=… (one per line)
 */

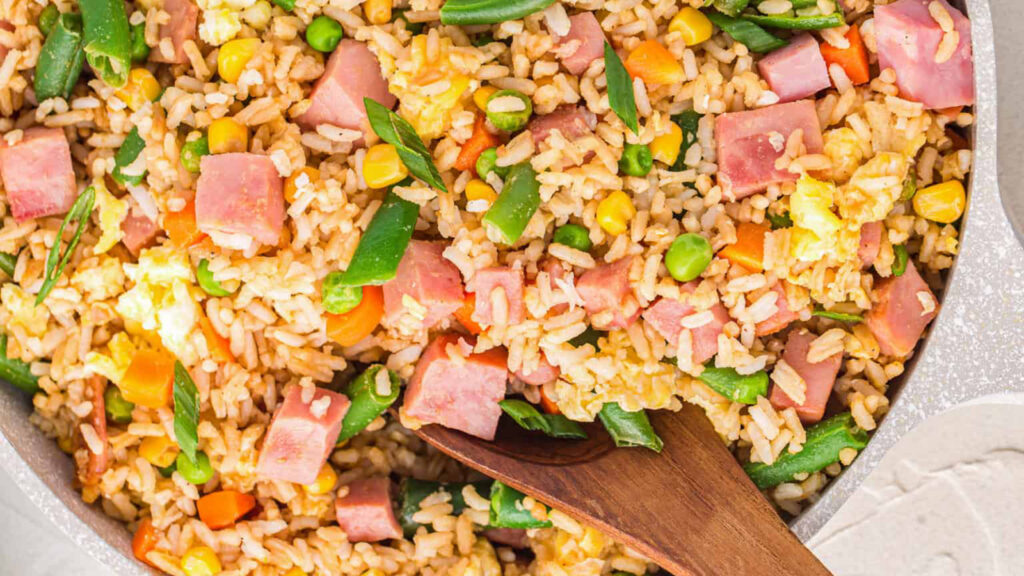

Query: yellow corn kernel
left=579, top=526, right=605, bottom=556
left=650, top=122, right=683, bottom=165
left=208, top=117, right=248, bottom=154
left=115, top=68, right=161, bottom=111
left=596, top=191, right=636, bottom=236
left=139, top=436, right=179, bottom=468
left=304, top=464, right=337, bottom=495
left=283, top=569, right=305, bottom=576
left=181, top=546, right=222, bottom=576
left=284, top=166, right=320, bottom=202
left=364, top=0, right=392, bottom=25
left=217, top=38, right=260, bottom=84
left=465, top=179, right=497, bottom=204
left=913, top=180, right=965, bottom=224
left=362, top=144, right=408, bottom=188
left=473, top=86, right=498, bottom=111
left=669, top=7, right=714, bottom=46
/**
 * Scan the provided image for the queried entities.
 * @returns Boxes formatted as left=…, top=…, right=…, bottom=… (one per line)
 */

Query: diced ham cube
left=335, top=477, right=402, bottom=542
left=715, top=100, right=824, bottom=201
left=769, top=329, right=842, bottom=423
left=257, top=386, right=350, bottom=485
left=196, top=153, right=284, bottom=249
left=483, top=528, right=530, bottom=548
left=539, top=257, right=572, bottom=314
left=528, top=105, right=597, bottom=144
left=403, top=333, right=508, bottom=440
left=755, top=282, right=805, bottom=337
left=121, top=203, right=160, bottom=257
left=642, top=283, right=730, bottom=365
left=558, top=12, right=605, bottom=75
left=858, top=221, right=883, bottom=268
left=469, top=267, right=525, bottom=327
left=866, top=261, right=938, bottom=357
left=382, top=241, right=465, bottom=329
left=757, top=34, right=831, bottom=103
left=149, top=0, right=198, bottom=64
left=576, top=257, right=640, bottom=329
left=0, top=127, right=77, bottom=222
left=296, top=40, right=397, bottom=134
left=77, top=375, right=110, bottom=485
left=875, top=0, right=974, bottom=109
left=514, top=352, right=560, bottom=385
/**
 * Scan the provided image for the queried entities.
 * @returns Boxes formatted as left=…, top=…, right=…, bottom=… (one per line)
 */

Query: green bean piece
left=471, top=33, right=495, bottom=47
left=112, top=126, right=147, bottom=187
left=489, top=481, right=552, bottom=529
left=664, top=233, right=713, bottom=282
left=618, top=143, right=653, bottom=177
left=180, top=136, right=209, bottom=174
left=129, top=22, right=149, bottom=62
left=0, top=333, right=39, bottom=394
left=900, top=173, right=918, bottom=202
left=812, top=307, right=863, bottom=323
left=698, top=366, right=768, bottom=405
left=482, top=162, right=540, bottom=245
left=668, top=109, right=702, bottom=172
left=36, top=187, right=95, bottom=305
left=321, top=272, right=363, bottom=314
left=80, top=0, right=133, bottom=88
left=475, top=147, right=510, bottom=181
left=753, top=0, right=818, bottom=8
left=272, top=0, right=295, bottom=10
left=176, top=450, right=214, bottom=484
left=568, top=326, right=605, bottom=349
left=705, top=11, right=788, bottom=53
left=712, top=0, right=749, bottom=16
left=740, top=12, right=844, bottom=30
left=337, top=365, right=401, bottom=442
left=172, top=361, right=200, bottom=464
left=34, top=12, right=86, bottom=101
left=0, top=252, right=17, bottom=278
left=892, top=244, right=909, bottom=277
left=604, top=41, right=638, bottom=134
left=499, top=399, right=588, bottom=439
left=336, top=187, right=419, bottom=286
left=364, top=98, right=448, bottom=192
left=744, top=412, right=868, bottom=489
left=485, top=89, right=532, bottom=132
left=439, top=0, right=555, bottom=25
left=305, top=15, right=343, bottom=53
left=197, top=259, right=234, bottom=297
left=552, top=224, right=592, bottom=252
left=597, top=402, right=663, bottom=452
left=401, top=479, right=494, bottom=536
left=766, top=211, right=793, bottom=230
left=38, top=4, right=60, bottom=36
left=103, top=385, right=135, bottom=423
left=394, top=10, right=425, bottom=34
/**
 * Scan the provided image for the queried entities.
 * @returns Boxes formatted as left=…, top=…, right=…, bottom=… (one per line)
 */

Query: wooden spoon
left=413, top=402, right=833, bottom=576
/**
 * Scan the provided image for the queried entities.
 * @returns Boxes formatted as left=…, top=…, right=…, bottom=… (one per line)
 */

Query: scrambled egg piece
left=115, top=246, right=199, bottom=359
left=93, top=185, right=127, bottom=255
left=790, top=175, right=860, bottom=264
left=71, top=256, right=126, bottom=301
left=85, top=332, right=137, bottom=385
left=822, top=127, right=864, bottom=184
left=837, top=152, right=909, bottom=225
left=1, top=285, right=50, bottom=337
left=389, top=34, right=478, bottom=140
left=197, top=5, right=244, bottom=45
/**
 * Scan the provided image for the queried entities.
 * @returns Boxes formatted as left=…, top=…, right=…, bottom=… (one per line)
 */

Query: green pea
left=197, top=259, right=234, bottom=297
left=474, top=147, right=509, bottom=180
left=552, top=224, right=592, bottom=252
left=306, top=15, right=343, bottom=53
left=103, top=385, right=135, bottom=424
left=322, top=271, right=363, bottom=314
left=394, top=10, right=424, bottom=34
left=176, top=451, right=214, bottom=485
left=272, top=0, right=295, bottom=10
left=38, top=5, right=60, bottom=37
left=664, top=233, right=712, bottom=282
left=618, top=143, right=653, bottom=177
left=180, top=136, right=209, bottom=174
left=485, top=89, right=532, bottom=133
left=129, top=22, right=149, bottom=62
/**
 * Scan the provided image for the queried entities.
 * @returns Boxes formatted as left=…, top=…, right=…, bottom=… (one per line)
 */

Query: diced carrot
left=199, top=314, right=234, bottom=363
left=118, top=349, right=175, bottom=409
left=539, top=386, right=561, bottom=415
left=326, top=285, right=384, bottom=347
left=163, top=198, right=206, bottom=248
left=820, top=25, right=870, bottom=86
left=284, top=166, right=320, bottom=203
left=197, top=490, right=257, bottom=530
left=718, top=221, right=770, bottom=272
left=454, top=114, right=501, bottom=173
left=454, top=293, right=483, bottom=335
left=624, top=40, right=685, bottom=86
left=132, top=518, right=160, bottom=567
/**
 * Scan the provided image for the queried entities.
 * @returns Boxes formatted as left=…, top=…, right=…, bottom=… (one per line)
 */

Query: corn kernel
left=596, top=191, right=636, bottom=236
left=139, top=436, right=179, bottom=468
left=208, top=117, right=248, bottom=154
left=181, top=546, right=222, bottom=576
left=283, top=569, right=305, bottom=576
left=217, top=38, right=260, bottom=84
left=669, top=7, right=714, bottom=46
left=650, top=122, right=683, bottom=165
left=362, top=144, right=408, bottom=188
left=473, top=86, right=498, bottom=111
left=465, top=179, right=497, bottom=205
left=115, top=68, right=161, bottom=111
left=913, top=180, right=965, bottom=224
left=364, top=0, right=392, bottom=25
left=284, top=166, right=320, bottom=202
left=304, top=464, right=337, bottom=495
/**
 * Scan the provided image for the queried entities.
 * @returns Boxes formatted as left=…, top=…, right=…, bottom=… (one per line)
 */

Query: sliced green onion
left=321, top=273, right=363, bottom=314
left=364, top=97, right=448, bottom=192
left=489, top=480, right=552, bottom=529
left=668, top=110, right=702, bottom=172
left=568, top=326, right=605, bottom=349
left=499, top=399, right=588, bottom=439
left=705, top=11, right=787, bottom=53
left=744, top=412, right=868, bottom=489
left=172, top=361, right=200, bottom=465
left=552, top=224, right=592, bottom=252
left=176, top=450, right=214, bottom=484
left=0, top=333, right=39, bottom=394
left=766, top=211, right=793, bottom=230
left=597, top=402, right=663, bottom=452
left=197, top=259, right=234, bottom=297
left=0, top=252, right=17, bottom=278
left=337, top=365, right=401, bottom=442
left=103, top=385, right=135, bottom=423
left=812, top=307, right=864, bottom=323
left=604, top=42, right=638, bottom=134
left=38, top=4, right=60, bottom=36
left=698, top=366, right=768, bottom=405
left=900, top=173, right=918, bottom=202
left=34, top=12, right=86, bottom=101
left=36, top=187, right=95, bottom=305
left=739, top=12, right=844, bottom=30
left=80, top=0, right=133, bottom=88
left=129, top=22, right=149, bottom=62
left=180, top=136, right=209, bottom=174
left=712, top=0, right=750, bottom=16
left=112, top=126, right=147, bottom=187
left=440, top=0, right=556, bottom=25
left=401, top=479, right=493, bottom=536
left=892, top=244, right=909, bottom=277
left=482, top=162, right=540, bottom=245
left=336, top=187, right=419, bottom=286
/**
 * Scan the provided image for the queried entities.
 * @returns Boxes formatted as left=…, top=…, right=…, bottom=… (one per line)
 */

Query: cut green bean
left=337, top=365, right=401, bottom=442
left=705, top=11, right=787, bottom=53
left=489, top=480, right=552, bottom=529
left=129, top=22, right=149, bottom=62
left=668, top=110, right=702, bottom=172
left=401, top=478, right=494, bottom=537
left=892, top=244, right=908, bottom=277
left=38, top=5, right=60, bottom=36
left=176, top=450, right=214, bottom=484
left=482, top=162, right=540, bottom=245
left=744, top=412, right=868, bottom=489
left=698, top=366, right=768, bottom=405
left=552, top=224, right=592, bottom=252
left=499, top=399, right=588, bottom=440
left=321, top=273, right=362, bottom=314
left=104, top=385, right=135, bottom=423
left=335, top=187, right=419, bottom=286
left=740, top=12, right=844, bottom=30
left=180, top=136, right=209, bottom=174
left=81, top=0, right=133, bottom=88
left=0, top=333, right=39, bottom=394
left=197, top=259, right=234, bottom=297
left=597, top=402, right=663, bottom=452
left=604, top=41, right=638, bottom=134
left=36, top=187, right=95, bottom=305
left=34, top=12, right=86, bottom=101
left=0, top=252, right=17, bottom=278
left=812, top=307, right=863, bottom=323
left=112, top=126, right=147, bottom=187
left=475, top=147, right=509, bottom=180
left=440, top=0, right=556, bottom=25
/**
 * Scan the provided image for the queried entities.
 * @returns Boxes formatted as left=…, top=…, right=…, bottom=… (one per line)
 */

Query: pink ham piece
left=335, top=477, right=402, bottom=542
left=769, top=329, right=842, bottom=424
left=715, top=100, right=824, bottom=201
left=539, top=257, right=572, bottom=314
left=0, top=127, right=77, bottom=222
left=576, top=257, right=640, bottom=329
left=382, top=240, right=465, bottom=329
left=196, top=153, right=284, bottom=249
left=866, top=261, right=939, bottom=357
left=296, top=40, right=397, bottom=134
left=755, top=282, right=805, bottom=337
left=149, top=0, right=198, bottom=64
left=257, top=386, right=350, bottom=485
left=0, top=21, right=13, bottom=63
left=558, top=12, right=605, bottom=75
left=757, top=34, right=831, bottom=103
left=875, top=0, right=974, bottom=110
left=483, top=528, right=530, bottom=548
left=642, top=284, right=729, bottom=365
left=469, top=267, right=525, bottom=327
left=403, top=333, right=508, bottom=440
left=528, top=105, right=597, bottom=144
left=514, top=352, right=560, bottom=385
left=858, top=221, right=883, bottom=268
left=121, top=204, right=160, bottom=257
left=77, top=376, right=111, bottom=485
